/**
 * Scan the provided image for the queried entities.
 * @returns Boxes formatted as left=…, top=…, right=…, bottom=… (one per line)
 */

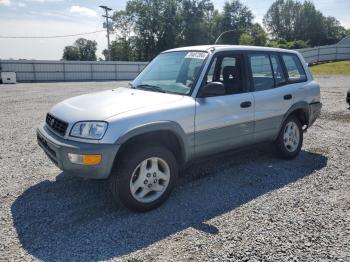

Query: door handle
left=240, top=101, right=252, bottom=108
left=284, top=94, right=292, bottom=100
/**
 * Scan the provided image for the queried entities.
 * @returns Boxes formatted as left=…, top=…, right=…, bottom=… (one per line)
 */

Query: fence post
left=63, top=62, right=66, bottom=82
left=33, top=63, right=36, bottom=82
left=90, top=63, right=93, bottom=81
left=115, top=63, right=118, bottom=80
left=335, top=46, right=338, bottom=61
left=317, top=47, right=320, bottom=63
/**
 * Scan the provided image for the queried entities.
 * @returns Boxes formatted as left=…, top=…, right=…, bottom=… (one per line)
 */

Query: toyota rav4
left=37, top=45, right=322, bottom=211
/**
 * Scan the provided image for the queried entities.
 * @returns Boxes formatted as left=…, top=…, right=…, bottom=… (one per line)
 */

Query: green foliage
left=178, top=0, right=215, bottom=46
left=267, top=39, right=309, bottom=49
left=264, top=0, right=347, bottom=46
left=239, top=33, right=254, bottom=45
left=106, top=0, right=258, bottom=61
left=263, top=0, right=301, bottom=41
left=249, top=23, right=268, bottom=46
left=103, top=0, right=348, bottom=61
left=62, top=46, right=80, bottom=61
left=62, top=38, right=97, bottom=61
left=218, top=0, right=254, bottom=44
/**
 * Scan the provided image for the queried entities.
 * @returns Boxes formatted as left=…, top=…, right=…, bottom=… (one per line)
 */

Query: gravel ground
left=0, top=77, right=349, bottom=261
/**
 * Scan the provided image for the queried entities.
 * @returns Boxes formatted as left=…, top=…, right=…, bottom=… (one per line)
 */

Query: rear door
left=194, top=52, right=255, bottom=157
left=280, top=53, right=308, bottom=104
left=248, top=53, right=294, bottom=142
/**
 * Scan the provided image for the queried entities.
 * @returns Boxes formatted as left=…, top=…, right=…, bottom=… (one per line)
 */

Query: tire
left=275, top=115, right=303, bottom=159
left=109, top=144, right=178, bottom=212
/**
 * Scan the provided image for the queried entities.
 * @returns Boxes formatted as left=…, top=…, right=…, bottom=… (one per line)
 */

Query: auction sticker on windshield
left=185, top=52, right=208, bottom=60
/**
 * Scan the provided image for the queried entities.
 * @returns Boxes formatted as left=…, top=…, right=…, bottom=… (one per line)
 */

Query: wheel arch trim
left=114, top=121, right=192, bottom=164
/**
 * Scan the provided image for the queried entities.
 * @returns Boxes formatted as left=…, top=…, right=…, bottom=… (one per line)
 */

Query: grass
left=310, top=61, right=350, bottom=76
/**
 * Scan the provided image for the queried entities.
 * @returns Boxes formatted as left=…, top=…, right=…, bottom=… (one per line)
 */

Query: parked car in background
left=347, top=89, right=350, bottom=107
left=37, top=45, right=322, bottom=212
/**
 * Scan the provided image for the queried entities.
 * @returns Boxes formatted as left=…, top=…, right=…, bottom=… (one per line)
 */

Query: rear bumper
left=309, top=102, right=322, bottom=126
left=37, top=124, right=119, bottom=179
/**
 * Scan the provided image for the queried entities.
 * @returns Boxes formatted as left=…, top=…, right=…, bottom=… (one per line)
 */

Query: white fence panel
left=0, top=60, right=148, bottom=82
left=298, top=45, right=350, bottom=64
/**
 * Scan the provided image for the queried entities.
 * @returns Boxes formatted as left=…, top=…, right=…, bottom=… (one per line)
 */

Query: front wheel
left=275, top=115, right=303, bottom=159
left=109, top=145, right=178, bottom=212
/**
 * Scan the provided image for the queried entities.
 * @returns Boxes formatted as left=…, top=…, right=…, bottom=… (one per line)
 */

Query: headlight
left=70, top=121, right=108, bottom=140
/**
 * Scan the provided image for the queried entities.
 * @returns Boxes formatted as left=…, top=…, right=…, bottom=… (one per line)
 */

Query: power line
left=0, top=30, right=105, bottom=39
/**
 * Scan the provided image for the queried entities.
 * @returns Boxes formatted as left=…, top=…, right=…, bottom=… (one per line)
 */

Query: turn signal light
left=83, top=155, right=102, bottom=165
left=68, top=153, right=102, bottom=165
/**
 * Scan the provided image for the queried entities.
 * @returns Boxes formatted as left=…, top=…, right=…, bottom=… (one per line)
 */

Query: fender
left=274, top=101, right=310, bottom=140
left=283, top=101, right=310, bottom=122
left=114, top=121, right=193, bottom=164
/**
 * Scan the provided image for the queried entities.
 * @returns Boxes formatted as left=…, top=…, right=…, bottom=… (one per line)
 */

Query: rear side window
left=282, top=54, right=307, bottom=82
left=249, top=54, right=274, bottom=91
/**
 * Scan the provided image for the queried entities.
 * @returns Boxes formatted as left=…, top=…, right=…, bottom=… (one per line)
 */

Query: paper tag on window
left=185, top=52, right=208, bottom=60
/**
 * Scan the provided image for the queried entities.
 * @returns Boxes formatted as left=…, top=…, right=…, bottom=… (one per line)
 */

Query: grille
left=46, top=113, right=68, bottom=136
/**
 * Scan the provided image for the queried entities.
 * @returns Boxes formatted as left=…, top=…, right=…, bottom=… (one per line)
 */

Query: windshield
left=132, top=51, right=208, bottom=95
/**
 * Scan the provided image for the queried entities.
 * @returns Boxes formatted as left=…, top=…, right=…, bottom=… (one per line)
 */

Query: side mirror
left=200, top=82, right=225, bottom=97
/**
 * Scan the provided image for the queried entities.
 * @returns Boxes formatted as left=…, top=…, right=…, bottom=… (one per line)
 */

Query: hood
left=49, top=87, right=183, bottom=123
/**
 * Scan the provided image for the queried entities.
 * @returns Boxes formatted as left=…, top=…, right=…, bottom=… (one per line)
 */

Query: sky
left=0, top=0, right=349, bottom=60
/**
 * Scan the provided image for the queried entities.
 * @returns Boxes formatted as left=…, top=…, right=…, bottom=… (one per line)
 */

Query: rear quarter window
left=282, top=54, right=307, bottom=83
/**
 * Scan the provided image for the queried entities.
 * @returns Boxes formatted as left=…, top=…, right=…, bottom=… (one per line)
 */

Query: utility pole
left=99, top=5, right=113, bottom=61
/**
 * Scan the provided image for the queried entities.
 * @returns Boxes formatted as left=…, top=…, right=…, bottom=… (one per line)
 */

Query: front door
left=194, top=53, right=255, bottom=157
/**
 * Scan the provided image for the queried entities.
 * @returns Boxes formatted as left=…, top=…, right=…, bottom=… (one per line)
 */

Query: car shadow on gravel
left=11, top=147, right=327, bottom=261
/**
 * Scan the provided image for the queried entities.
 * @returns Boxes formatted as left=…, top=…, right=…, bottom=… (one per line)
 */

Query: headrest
left=223, top=66, right=237, bottom=82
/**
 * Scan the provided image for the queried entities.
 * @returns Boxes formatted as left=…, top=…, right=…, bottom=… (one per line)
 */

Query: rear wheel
left=109, top=145, right=178, bottom=212
left=275, top=115, right=303, bottom=159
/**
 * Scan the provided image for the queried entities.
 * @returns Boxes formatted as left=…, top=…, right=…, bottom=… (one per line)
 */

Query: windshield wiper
left=135, top=84, right=166, bottom=93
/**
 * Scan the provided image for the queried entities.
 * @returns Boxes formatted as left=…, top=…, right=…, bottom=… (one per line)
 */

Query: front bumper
left=37, top=124, right=119, bottom=179
left=309, top=102, right=322, bottom=126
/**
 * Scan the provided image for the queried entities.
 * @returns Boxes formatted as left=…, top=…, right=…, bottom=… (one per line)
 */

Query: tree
left=263, top=0, right=301, bottom=41
left=264, top=0, right=347, bottom=46
left=249, top=23, right=267, bottom=46
left=62, top=46, right=80, bottom=61
left=105, top=10, right=137, bottom=61
left=219, top=0, right=254, bottom=44
left=125, top=0, right=180, bottom=61
left=62, top=38, right=97, bottom=61
left=322, top=16, right=347, bottom=45
left=239, top=33, right=254, bottom=45
left=177, top=0, right=214, bottom=46
left=74, top=38, right=97, bottom=61
left=106, top=37, right=137, bottom=61
left=293, top=1, right=325, bottom=46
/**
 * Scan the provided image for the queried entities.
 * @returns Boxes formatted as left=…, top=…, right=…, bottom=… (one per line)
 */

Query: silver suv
left=37, top=45, right=322, bottom=211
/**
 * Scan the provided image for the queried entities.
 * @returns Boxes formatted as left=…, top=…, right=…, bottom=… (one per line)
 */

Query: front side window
left=202, top=54, right=244, bottom=95
left=282, top=54, right=307, bottom=82
left=249, top=54, right=274, bottom=91
left=132, top=51, right=208, bottom=95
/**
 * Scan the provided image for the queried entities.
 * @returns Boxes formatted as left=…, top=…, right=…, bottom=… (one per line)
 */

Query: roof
left=337, top=35, right=350, bottom=46
left=163, top=45, right=298, bottom=54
